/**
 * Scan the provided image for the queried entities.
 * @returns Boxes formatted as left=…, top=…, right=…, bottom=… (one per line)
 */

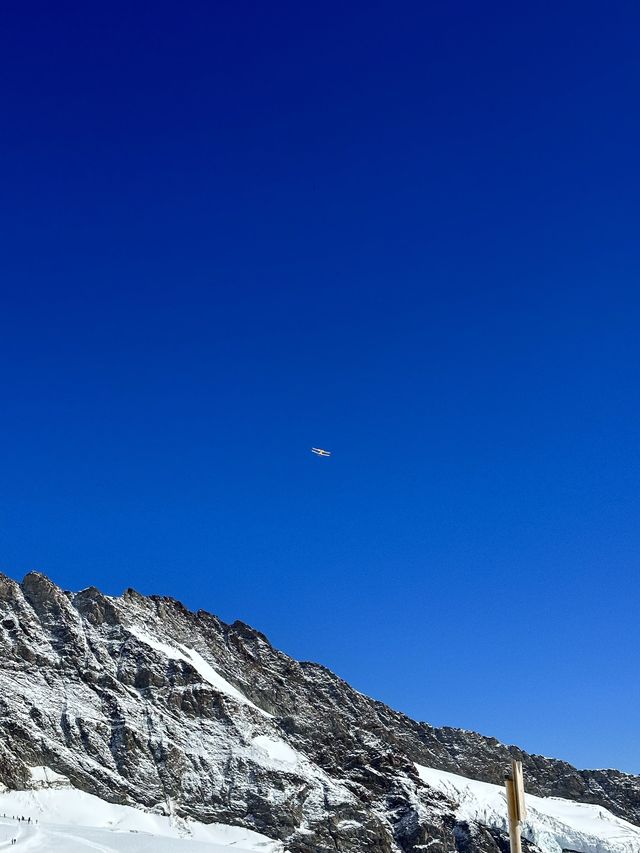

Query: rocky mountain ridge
left=0, top=571, right=638, bottom=852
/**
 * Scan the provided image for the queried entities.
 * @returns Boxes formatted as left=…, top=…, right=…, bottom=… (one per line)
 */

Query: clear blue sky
left=1, top=2, right=639, bottom=774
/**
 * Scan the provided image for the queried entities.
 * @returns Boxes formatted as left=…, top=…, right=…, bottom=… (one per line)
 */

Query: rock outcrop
left=0, top=572, right=638, bottom=852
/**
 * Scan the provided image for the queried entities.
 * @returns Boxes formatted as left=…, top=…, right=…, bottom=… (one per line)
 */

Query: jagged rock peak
left=0, top=571, right=638, bottom=853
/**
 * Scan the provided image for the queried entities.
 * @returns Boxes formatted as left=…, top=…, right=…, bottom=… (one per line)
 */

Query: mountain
left=0, top=571, right=638, bottom=853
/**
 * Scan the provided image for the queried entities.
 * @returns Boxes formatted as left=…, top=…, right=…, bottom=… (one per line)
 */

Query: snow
left=28, top=767, right=70, bottom=788
left=415, top=764, right=640, bottom=853
left=127, top=625, right=271, bottom=716
left=0, top=785, right=287, bottom=852
left=251, top=736, right=299, bottom=766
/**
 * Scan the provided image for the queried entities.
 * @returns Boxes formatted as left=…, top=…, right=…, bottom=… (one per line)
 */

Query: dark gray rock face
left=0, top=571, right=637, bottom=852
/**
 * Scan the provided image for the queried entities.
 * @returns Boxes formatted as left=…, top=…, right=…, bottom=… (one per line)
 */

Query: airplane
left=311, top=447, right=331, bottom=457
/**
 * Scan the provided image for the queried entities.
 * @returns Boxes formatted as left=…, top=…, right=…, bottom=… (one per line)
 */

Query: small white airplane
left=311, top=447, right=331, bottom=457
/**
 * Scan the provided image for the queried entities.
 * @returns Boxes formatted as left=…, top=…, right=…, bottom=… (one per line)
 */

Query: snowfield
left=0, top=786, right=287, bottom=852
left=416, top=764, right=640, bottom=853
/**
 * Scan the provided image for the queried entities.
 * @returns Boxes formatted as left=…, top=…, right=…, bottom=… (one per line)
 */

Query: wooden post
left=505, top=759, right=526, bottom=853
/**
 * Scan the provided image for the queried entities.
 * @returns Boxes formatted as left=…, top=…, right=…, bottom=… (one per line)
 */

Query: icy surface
left=0, top=786, right=287, bottom=852
left=416, top=764, right=640, bottom=853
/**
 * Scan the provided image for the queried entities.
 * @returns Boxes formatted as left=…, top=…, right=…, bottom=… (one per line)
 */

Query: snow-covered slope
left=416, top=764, right=640, bottom=853
left=0, top=785, right=286, bottom=852
left=3, top=767, right=638, bottom=853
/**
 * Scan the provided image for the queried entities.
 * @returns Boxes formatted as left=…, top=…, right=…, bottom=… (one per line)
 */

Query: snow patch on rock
left=28, top=767, right=70, bottom=789
left=251, top=735, right=299, bottom=766
left=127, top=624, right=270, bottom=716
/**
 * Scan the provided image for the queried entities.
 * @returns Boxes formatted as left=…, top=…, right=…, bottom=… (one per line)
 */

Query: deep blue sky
left=1, top=2, right=639, bottom=773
